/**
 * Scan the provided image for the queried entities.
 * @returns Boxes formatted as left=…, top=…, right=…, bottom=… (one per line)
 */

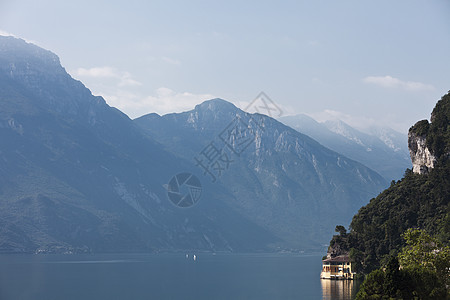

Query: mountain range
left=0, top=36, right=387, bottom=253
left=279, top=114, right=411, bottom=181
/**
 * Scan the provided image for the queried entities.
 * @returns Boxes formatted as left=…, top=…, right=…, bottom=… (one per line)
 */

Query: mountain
left=366, top=126, right=408, bottom=154
left=135, top=100, right=388, bottom=250
left=0, top=36, right=279, bottom=253
left=0, top=36, right=388, bottom=253
left=279, top=115, right=411, bottom=181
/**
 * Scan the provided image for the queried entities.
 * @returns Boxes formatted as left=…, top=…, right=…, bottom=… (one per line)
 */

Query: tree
left=356, top=229, right=449, bottom=299
left=399, top=228, right=450, bottom=289
left=356, top=256, right=412, bottom=299
left=335, top=225, right=347, bottom=236
left=355, top=269, right=385, bottom=299
left=349, top=248, right=364, bottom=273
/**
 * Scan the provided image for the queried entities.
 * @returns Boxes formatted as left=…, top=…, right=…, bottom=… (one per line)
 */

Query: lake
left=0, top=253, right=360, bottom=300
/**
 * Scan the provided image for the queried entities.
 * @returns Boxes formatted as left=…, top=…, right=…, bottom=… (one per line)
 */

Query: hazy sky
left=1, top=0, right=449, bottom=133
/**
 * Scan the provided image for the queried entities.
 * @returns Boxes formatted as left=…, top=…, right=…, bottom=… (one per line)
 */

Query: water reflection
left=321, top=279, right=360, bottom=300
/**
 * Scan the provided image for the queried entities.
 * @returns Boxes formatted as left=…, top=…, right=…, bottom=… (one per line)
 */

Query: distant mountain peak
left=194, top=98, right=239, bottom=112
left=324, top=119, right=351, bottom=130
left=324, top=119, right=365, bottom=146
left=0, top=35, right=61, bottom=71
left=279, top=114, right=411, bottom=180
left=0, top=36, right=106, bottom=118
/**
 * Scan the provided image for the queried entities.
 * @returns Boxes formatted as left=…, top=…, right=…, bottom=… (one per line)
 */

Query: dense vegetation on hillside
left=356, top=229, right=449, bottom=299
left=348, top=93, right=449, bottom=273
left=410, top=92, right=450, bottom=159
left=327, top=92, right=449, bottom=298
left=349, top=163, right=449, bottom=273
left=427, top=93, right=450, bottom=158
left=328, top=155, right=449, bottom=274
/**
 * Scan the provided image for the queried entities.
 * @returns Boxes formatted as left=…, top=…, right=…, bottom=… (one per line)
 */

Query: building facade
left=320, top=255, right=354, bottom=280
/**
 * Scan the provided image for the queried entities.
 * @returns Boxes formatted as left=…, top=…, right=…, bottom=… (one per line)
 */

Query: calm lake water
left=0, top=253, right=360, bottom=300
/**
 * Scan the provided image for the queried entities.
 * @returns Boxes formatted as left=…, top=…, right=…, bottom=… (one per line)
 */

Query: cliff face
left=408, top=127, right=436, bottom=174
left=408, top=92, right=449, bottom=174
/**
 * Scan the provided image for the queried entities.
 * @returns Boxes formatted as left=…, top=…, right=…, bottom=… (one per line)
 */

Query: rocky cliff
left=408, top=124, right=436, bottom=174
left=408, top=92, right=450, bottom=174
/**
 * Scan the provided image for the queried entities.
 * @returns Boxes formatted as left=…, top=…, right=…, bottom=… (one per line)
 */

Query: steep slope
left=0, top=36, right=277, bottom=253
left=367, top=126, right=407, bottom=154
left=279, top=115, right=411, bottom=181
left=135, top=100, right=388, bottom=250
left=325, top=92, right=450, bottom=273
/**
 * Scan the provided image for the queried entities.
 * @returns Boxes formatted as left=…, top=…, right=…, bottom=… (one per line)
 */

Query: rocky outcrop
left=408, top=128, right=436, bottom=174
left=327, top=243, right=348, bottom=259
left=408, top=92, right=449, bottom=174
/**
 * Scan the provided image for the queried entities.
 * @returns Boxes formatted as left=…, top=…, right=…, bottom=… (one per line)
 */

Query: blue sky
left=1, top=0, right=449, bottom=132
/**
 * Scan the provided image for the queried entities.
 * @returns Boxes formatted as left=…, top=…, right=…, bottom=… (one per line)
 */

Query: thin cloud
left=96, top=87, right=215, bottom=118
left=309, top=109, right=378, bottom=131
left=70, top=68, right=212, bottom=117
left=74, top=67, right=118, bottom=78
left=363, top=75, right=434, bottom=92
left=307, top=109, right=410, bottom=133
left=162, top=57, right=181, bottom=65
left=73, top=67, right=142, bottom=87
left=118, top=72, right=142, bottom=87
left=139, top=87, right=215, bottom=116
left=0, top=29, right=14, bottom=37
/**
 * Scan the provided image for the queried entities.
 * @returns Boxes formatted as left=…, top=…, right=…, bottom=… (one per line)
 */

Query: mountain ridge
left=136, top=99, right=388, bottom=249
left=0, top=35, right=281, bottom=253
left=279, top=114, right=411, bottom=181
left=0, top=35, right=387, bottom=253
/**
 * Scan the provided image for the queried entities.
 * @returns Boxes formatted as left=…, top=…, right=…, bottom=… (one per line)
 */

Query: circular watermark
left=167, top=173, right=202, bottom=207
